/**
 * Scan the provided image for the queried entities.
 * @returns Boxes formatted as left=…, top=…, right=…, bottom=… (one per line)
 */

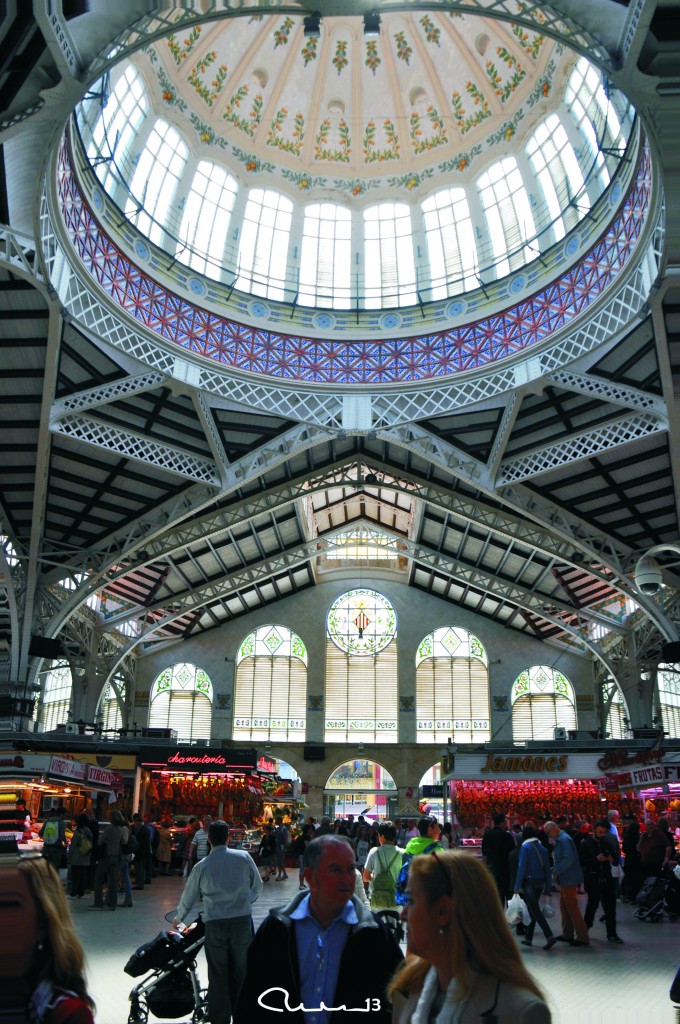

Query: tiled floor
left=67, top=872, right=679, bottom=1024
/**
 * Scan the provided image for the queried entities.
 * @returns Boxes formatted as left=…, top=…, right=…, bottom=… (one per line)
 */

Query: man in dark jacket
left=580, top=817, right=623, bottom=943
left=131, top=814, right=152, bottom=889
left=481, top=812, right=516, bottom=906
left=235, top=835, right=403, bottom=1024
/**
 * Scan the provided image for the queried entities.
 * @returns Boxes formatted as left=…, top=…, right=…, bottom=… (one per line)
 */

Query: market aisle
left=70, top=872, right=678, bottom=1024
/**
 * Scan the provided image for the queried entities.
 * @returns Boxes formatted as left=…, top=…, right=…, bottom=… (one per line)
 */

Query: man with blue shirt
left=235, top=834, right=403, bottom=1024
left=174, top=819, right=262, bottom=1024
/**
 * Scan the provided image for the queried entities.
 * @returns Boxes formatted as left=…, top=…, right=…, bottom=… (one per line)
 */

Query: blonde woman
left=389, top=851, right=550, bottom=1023
left=18, top=856, right=95, bottom=1024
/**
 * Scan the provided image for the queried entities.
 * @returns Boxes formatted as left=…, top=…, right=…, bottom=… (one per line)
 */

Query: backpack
left=122, top=829, right=139, bottom=856
left=394, top=842, right=439, bottom=906
left=77, top=831, right=93, bottom=856
left=369, top=846, right=402, bottom=910
left=42, top=819, right=59, bottom=846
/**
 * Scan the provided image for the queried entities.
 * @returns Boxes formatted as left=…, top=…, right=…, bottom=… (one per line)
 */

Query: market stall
left=138, top=745, right=264, bottom=824
left=443, top=749, right=628, bottom=835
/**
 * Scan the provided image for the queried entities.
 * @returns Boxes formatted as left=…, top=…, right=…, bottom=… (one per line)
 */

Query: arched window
left=605, top=684, right=629, bottom=740
left=233, top=625, right=307, bottom=741
left=512, top=665, right=576, bottom=741
left=177, top=161, right=238, bottom=279
left=422, top=187, right=478, bottom=298
left=364, top=203, right=416, bottom=308
left=96, top=674, right=127, bottom=734
left=477, top=157, right=536, bottom=278
left=658, top=663, right=680, bottom=738
left=125, top=118, right=189, bottom=244
left=564, top=57, right=623, bottom=191
left=416, top=627, right=490, bottom=743
left=236, top=188, right=293, bottom=300
left=299, top=203, right=352, bottom=308
left=87, top=65, right=149, bottom=198
left=148, top=663, right=212, bottom=742
left=526, top=113, right=587, bottom=240
left=35, top=662, right=72, bottom=733
left=325, top=589, right=397, bottom=742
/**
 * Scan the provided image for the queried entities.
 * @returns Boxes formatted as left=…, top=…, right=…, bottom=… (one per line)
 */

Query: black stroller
left=633, top=870, right=680, bottom=923
left=124, top=917, right=208, bottom=1024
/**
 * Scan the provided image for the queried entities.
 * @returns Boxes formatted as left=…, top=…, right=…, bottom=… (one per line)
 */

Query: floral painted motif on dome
left=511, top=22, right=545, bottom=59
left=188, top=52, right=228, bottom=108
left=189, top=113, right=227, bottom=147
left=281, top=168, right=327, bottom=190
left=486, top=110, right=524, bottom=146
left=167, top=26, right=201, bottom=66
left=363, top=119, right=399, bottom=163
left=332, top=40, right=349, bottom=75
left=314, top=118, right=351, bottom=163
left=527, top=62, right=555, bottom=105
left=438, top=144, right=483, bottom=174
left=410, top=106, right=447, bottom=155
left=155, top=66, right=187, bottom=111
left=301, top=36, right=318, bottom=65
left=267, top=109, right=305, bottom=155
left=231, top=145, right=275, bottom=174
left=451, top=83, right=491, bottom=135
left=386, top=167, right=435, bottom=191
left=223, top=85, right=263, bottom=138
left=273, top=17, right=295, bottom=48
left=486, top=48, right=527, bottom=103
left=365, top=40, right=380, bottom=74
left=420, top=15, right=441, bottom=46
left=393, top=31, right=412, bottom=64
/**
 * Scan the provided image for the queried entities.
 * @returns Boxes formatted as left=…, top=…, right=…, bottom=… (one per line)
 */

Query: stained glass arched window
left=511, top=665, right=576, bottom=741
left=35, top=662, right=72, bottom=732
left=148, top=663, right=212, bottom=742
left=233, top=625, right=307, bottom=742
left=325, top=589, right=397, bottom=742
left=416, top=626, right=490, bottom=743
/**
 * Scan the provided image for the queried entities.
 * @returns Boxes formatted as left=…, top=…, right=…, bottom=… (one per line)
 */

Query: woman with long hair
left=389, top=851, right=550, bottom=1023
left=18, top=856, right=95, bottom=1024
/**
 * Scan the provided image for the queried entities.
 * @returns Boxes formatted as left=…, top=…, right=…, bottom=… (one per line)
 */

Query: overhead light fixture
left=363, top=12, right=381, bottom=38
left=304, top=13, right=321, bottom=38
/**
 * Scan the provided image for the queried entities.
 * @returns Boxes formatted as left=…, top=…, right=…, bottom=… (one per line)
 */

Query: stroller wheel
left=128, top=998, right=149, bottom=1024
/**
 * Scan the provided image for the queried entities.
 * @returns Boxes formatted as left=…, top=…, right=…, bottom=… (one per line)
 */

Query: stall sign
left=70, top=753, right=137, bottom=770
left=421, top=785, right=443, bottom=797
left=48, top=756, right=87, bottom=783
left=0, top=753, right=51, bottom=779
left=140, top=746, right=257, bottom=772
left=611, top=762, right=680, bottom=789
left=596, top=743, right=663, bottom=773
left=481, top=753, right=569, bottom=774
left=86, top=765, right=123, bottom=790
left=257, top=755, right=277, bottom=774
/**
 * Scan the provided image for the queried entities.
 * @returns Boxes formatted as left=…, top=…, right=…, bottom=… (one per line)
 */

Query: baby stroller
left=124, top=916, right=208, bottom=1024
left=633, top=871, right=679, bottom=923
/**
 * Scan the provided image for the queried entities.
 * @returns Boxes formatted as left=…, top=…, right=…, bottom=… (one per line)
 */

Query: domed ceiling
left=130, top=9, right=566, bottom=196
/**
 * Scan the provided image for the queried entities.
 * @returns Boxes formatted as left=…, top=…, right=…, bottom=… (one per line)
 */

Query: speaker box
left=28, top=636, right=62, bottom=659
left=661, top=641, right=680, bottom=664
left=304, top=745, right=325, bottom=761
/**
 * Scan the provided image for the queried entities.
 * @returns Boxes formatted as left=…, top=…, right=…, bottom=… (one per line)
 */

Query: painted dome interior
left=74, top=10, right=634, bottom=310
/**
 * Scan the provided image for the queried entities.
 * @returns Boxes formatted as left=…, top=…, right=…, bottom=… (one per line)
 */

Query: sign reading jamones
left=140, top=747, right=258, bottom=773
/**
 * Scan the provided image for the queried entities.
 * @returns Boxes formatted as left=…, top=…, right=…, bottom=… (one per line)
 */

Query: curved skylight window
left=236, top=188, right=292, bottom=300
left=422, top=188, right=479, bottom=298
left=125, top=119, right=188, bottom=244
left=478, top=157, right=536, bottom=278
left=300, top=203, right=352, bottom=309
left=87, top=65, right=148, bottom=198
left=177, top=161, right=238, bottom=279
left=564, top=57, right=628, bottom=193
left=364, top=203, right=416, bottom=308
left=526, top=114, right=587, bottom=242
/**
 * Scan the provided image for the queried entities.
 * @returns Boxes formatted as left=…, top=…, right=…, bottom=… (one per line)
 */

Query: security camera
left=634, top=554, right=663, bottom=595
